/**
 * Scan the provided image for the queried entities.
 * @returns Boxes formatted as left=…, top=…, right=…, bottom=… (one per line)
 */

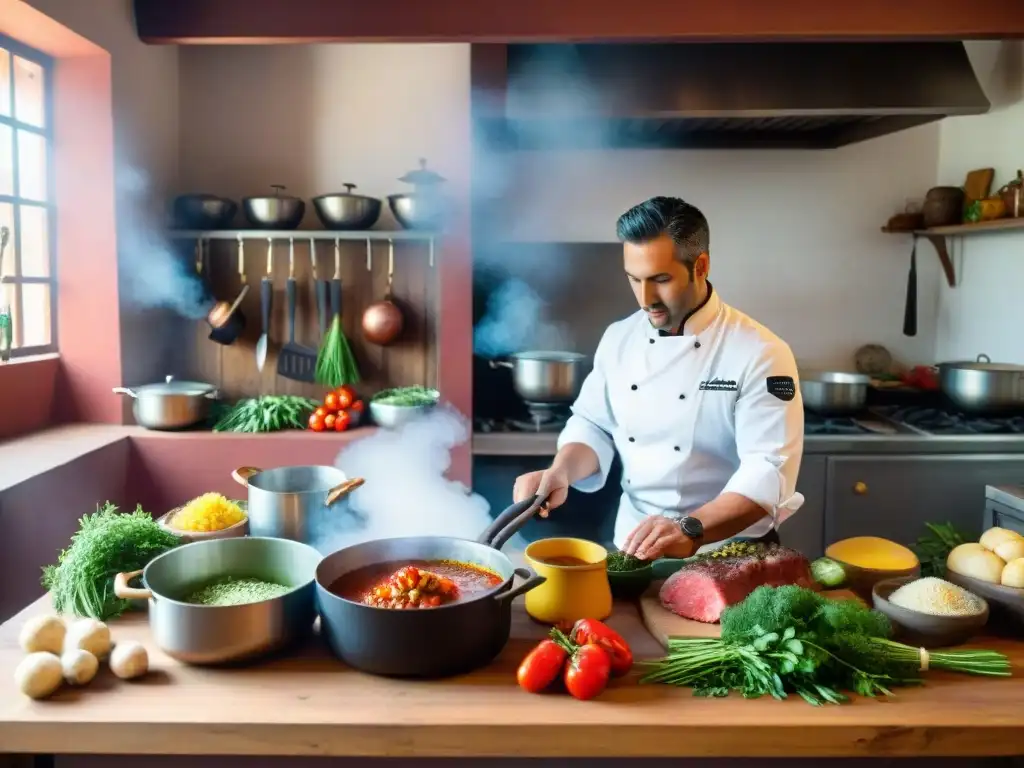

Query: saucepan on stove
left=232, top=465, right=367, bottom=545
left=315, top=496, right=547, bottom=678
left=799, top=371, right=870, bottom=416
left=937, top=354, right=1024, bottom=414
left=490, top=351, right=589, bottom=405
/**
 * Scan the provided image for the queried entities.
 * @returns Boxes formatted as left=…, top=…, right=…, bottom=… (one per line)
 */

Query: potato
left=1001, top=558, right=1024, bottom=589
left=994, top=539, right=1024, bottom=564
left=947, top=542, right=1005, bottom=584
left=15, top=652, right=64, bottom=700
left=109, top=641, right=149, bottom=680
left=61, top=649, right=99, bottom=686
left=64, top=619, right=111, bottom=660
left=19, top=615, right=66, bottom=655
left=979, top=527, right=1023, bottom=553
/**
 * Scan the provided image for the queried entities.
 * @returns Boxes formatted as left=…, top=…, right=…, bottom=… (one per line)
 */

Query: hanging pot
left=362, top=239, right=404, bottom=346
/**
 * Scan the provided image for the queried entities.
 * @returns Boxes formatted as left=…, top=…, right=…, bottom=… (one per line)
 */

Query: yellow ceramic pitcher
left=523, top=538, right=612, bottom=624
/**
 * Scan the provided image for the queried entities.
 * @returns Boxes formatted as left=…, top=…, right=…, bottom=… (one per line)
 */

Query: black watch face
left=680, top=516, right=703, bottom=538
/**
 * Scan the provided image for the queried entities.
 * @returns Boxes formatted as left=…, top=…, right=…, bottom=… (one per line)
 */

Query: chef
left=512, top=196, right=805, bottom=561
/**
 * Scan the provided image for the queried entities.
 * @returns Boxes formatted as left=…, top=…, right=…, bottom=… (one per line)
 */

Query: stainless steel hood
left=482, top=42, right=990, bottom=150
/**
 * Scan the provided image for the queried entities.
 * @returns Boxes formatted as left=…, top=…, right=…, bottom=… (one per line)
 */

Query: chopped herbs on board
left=213, top=395, right=320, bottom=433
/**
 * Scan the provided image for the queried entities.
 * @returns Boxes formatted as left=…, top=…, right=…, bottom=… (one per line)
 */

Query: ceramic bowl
left=945, top=569, right=1024, bottom=627
left=872, top=577, right=989, bottom=647
left=607, top=564, right=654, bottom=599
left=523, top=538, right=612, bottom=624
left=157, top=500, right=249, bottom=543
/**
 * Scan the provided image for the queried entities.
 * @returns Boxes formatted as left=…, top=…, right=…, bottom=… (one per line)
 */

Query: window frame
left=0, top=32, right=57, bottom=358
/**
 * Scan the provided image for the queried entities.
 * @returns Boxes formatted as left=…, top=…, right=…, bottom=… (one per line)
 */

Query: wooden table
left=1, top=595, right=1023, bottom=759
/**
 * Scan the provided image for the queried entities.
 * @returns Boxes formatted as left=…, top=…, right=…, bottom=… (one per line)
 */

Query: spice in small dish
left=888, top=576, right=986, bottom=617
left=186, top=577, right=291, bottom=606
left=606, top=551, right=647, bottom=573
left=172, top=493, right=246, bottom=533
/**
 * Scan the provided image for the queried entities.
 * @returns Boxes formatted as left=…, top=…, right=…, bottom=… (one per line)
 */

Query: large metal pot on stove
left=232, top=465, right=367, bottom=545
left=937, top=354, right=1024, bottom=414
left=315, top=497, right=546, bottom=677
left=112, top=375, right=219, bottom=430
left=799, top=371, right=869, bottom=416
left=490, top=351, right=589, bottom=404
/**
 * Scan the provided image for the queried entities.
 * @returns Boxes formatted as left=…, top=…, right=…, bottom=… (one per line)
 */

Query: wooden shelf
left=882, top=217, right=1024, bottom=288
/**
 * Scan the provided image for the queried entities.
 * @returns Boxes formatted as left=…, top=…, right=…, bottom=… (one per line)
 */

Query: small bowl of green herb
left=606, top=550, right=654, bottom=599
left=369, top=386, right=440, bottom=430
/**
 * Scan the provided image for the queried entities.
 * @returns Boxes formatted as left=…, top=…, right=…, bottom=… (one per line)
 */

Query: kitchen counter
left=1, top=596, right=1023, bottom=759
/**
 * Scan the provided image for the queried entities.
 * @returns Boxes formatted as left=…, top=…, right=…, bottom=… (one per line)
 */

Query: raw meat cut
left=659, top=544, right=814, bottom=623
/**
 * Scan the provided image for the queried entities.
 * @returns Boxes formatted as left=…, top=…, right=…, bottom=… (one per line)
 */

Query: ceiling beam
left=134, top=0, right=1024, bottom=44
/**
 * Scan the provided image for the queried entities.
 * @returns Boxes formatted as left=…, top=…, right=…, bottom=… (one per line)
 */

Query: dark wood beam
left=134, top=0, right=1024, bottom=44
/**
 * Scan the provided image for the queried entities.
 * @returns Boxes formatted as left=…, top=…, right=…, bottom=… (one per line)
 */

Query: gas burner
left=508, top=402, right=570, bottom=432
left=878, top=406, right=1024, bottom=436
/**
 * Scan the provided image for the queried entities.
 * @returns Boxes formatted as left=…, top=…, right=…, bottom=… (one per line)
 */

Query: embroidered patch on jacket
left=766, top=375, right=796, bottom=401
left=699, top=378, right=738, bottom=392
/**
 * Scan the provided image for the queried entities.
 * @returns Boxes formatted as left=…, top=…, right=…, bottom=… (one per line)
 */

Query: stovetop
left=873, top=405, right=1024, bottom=436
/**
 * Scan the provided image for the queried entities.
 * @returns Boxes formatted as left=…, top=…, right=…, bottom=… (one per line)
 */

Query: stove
left=803, top=412, right=900, bottom=436
left=477, top=402, right=571, bottom=433
left=875, top=406, right=1024, bottom=436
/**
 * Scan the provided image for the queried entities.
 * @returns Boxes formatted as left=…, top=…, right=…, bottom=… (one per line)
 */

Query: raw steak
left=659, top=544, right=814, bottom=623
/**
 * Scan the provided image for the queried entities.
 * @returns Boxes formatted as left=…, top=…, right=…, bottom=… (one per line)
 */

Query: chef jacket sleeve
left=556, top=334, right=617, bottom=493
left=721, top=339, right=804, bottom=519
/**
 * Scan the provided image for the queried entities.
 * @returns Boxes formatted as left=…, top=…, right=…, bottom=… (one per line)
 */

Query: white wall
left=935, top=41, right=1024, bottom=365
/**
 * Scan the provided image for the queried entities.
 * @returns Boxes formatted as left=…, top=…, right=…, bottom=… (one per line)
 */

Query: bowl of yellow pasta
left=158, top=493, right=249, bottom=543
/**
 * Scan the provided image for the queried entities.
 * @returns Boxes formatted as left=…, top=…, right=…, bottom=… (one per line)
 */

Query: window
left=0, top=34, right=56, bottom=359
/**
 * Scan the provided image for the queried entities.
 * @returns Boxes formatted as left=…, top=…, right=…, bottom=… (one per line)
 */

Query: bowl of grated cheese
left=158, top=493, right=249, bottom=543
left=872, top=576, right=989, bottom=648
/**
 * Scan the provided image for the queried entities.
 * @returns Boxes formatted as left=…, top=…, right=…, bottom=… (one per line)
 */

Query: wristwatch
left=678, top=516, right=704, bottom=548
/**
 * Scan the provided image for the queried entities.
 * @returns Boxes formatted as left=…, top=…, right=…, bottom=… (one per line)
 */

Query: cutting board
left=639, top=581, right=863, bottom=648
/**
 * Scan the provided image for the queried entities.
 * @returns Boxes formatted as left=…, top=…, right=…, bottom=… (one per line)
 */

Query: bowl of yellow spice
left=158, top=493, right=249, bottom=543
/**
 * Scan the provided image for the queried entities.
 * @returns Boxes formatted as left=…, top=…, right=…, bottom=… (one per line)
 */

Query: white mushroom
left=61, top=649, right=99, bottom=686
left=64, top=618, right=111, bottom=660
left=15, top=652, right=64, bottom=700
left=109, top=641, right=149, bottom=680
left=18, top=615, right=66, bottom=655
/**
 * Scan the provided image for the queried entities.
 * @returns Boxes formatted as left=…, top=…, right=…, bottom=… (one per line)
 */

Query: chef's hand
left=623, top=516, right=698, bottom=561
left=512, top=465, right=569, bottom=519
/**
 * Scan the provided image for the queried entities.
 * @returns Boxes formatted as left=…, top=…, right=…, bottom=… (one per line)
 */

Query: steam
left=311, top=405, right=526, bottom=554
left=116, top=166, right=209, bottom=319
left=473, top=277, right=572, bottom=358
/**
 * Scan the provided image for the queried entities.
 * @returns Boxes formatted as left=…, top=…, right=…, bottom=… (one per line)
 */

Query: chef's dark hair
left=616, top=197, right=709, bottom=274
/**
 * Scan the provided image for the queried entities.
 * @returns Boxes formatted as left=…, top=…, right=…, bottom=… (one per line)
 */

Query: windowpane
left=0, top=48, right=10, bottom=117
left=0, top=124, right=12, bottom=196
left=19, top=282, right=50, bottom=348
left=0, top=202, right=14, bottom=279
left=13, top=55, right=45, bottom=128
left=19, top=204, right=48, bottom=277
left=17, top=129, right=46, bottom=201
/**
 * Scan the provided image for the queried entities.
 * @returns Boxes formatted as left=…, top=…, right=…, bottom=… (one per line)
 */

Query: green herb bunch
left=913, top=521, right=968, bottom=578
left=42, top=502, right=181, bottom=621
left=640, top=585, right=1010, bottom=705
left=213, top=395, right=319, bottom=433
left=371, top=386, right=439, bottom=407
left=315, top=315, right=361, bottom=389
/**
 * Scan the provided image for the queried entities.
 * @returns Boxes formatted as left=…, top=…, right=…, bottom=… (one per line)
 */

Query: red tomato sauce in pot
left=328, top=560, right=504, bottom=609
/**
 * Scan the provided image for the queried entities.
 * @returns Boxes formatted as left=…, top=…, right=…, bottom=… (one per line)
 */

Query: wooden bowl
left=872, top=577, right=988, bottom=648
left=158, top=500, right=249, bottom=543
left=827, top=557, right=919, bottom=601
left=945, top=569, right=1024, bottom=627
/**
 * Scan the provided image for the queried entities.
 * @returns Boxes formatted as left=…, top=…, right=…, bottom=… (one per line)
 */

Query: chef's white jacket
left=556, top=286, right=805, bottom=549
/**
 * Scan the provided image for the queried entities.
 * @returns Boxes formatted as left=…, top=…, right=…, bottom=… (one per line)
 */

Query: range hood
left=481, top=42, right=990, bottom=150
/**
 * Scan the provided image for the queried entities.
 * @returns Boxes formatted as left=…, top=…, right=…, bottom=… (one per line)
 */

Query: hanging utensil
left=256, top=238, right=274, bottom=372
left=361, top=238, right=404, bottom=347
left=332, top=238, right=344, bottom=321
left=207, top=238, right=249, bottom=346
left=312, top=237, right=328, bottom=340
left=902, top=236, right=918, bottom=337
left=277, top=237, right=318, bottom=382
left=0, top=226, right=11, bottom=363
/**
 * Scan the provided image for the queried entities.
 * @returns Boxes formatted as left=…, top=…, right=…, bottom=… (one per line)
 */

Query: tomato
left=335, top=386, right=355, bottom=410
left=308, top=412, right=326, bottom=432
left=324, top=413, right=337, bottom=430
left=570, top=619, right=633, bottom=676
left=314, top=406, right=328, bottom=419
left=334, top=410, right=352, bottom=431
left=563, top=644, right=611, bottom=701
left=517, top=639, right=568, bottom=693
left=350, top=399, right=365, bottom=414
left=323, top=392, right=341, bottom=412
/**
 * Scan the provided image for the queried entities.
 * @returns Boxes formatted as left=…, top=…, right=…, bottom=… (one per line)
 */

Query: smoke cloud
left=472, top=277, right=572, bottom=358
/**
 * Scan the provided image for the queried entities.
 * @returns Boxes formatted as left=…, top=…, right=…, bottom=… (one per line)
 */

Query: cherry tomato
left=571, top=619, right=633, bottom=677
left=517, top=639, right=568, bottom=694
left=323, top=392, right=341, bottom=412
left=336, top=387, right=355, bottom=410
left=324, top=413, right=337, bottom=430
left=563, top=644, right=611, bottom=701
left=314, top=406, right=328, bottom=419
left=308, top=412, right=326, bottom=432
left=350, top=399, right=365, bottom=414
left=334, top=410, right=352, bottom=431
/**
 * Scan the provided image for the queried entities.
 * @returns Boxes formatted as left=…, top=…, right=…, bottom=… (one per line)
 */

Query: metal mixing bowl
left=388, top=193, right=445, bottom=230
left=313, top=184, right=382, bottom=230
left=800, top=371, right=869, bottom=416
left=172, top=194, right=237, bottom=230
left=369, top=398, right=439, bottom=429
left=243, top=185, right=305, bottom=230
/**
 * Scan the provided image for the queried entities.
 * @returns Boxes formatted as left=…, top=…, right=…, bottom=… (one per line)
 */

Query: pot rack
left=168, top=229, right=438, bottom=267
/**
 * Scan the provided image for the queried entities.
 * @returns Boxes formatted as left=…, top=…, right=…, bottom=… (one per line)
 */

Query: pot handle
left=476, top=495, right=547, bottom=551
left=232, top=466, right=262, bottom=487
left=325, top=477, right=366, bottom=507
left=205, top=389, right=221, bottom=400
left=977, top=353, right=991, bottom=363
left=493, top=566, right=546, bottom=605
left=112, top=387, right=138, bottom=398
left=113, top=570, right=152, bottom=601
left=489, top=360, right=514, bottom=370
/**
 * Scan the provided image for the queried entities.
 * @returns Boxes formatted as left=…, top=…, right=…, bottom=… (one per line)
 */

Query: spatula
left=256, top=238, right=274, bottom=372
left=277, top=237, right=318, bottom=382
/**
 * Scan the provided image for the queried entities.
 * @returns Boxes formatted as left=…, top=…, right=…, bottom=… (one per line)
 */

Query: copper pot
left=362, top=240, right=404, bottom=347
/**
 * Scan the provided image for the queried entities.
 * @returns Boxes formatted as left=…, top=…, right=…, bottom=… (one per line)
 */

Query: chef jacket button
left=630, top=384, right=638, bottom=391
left=679, top=394, right=686, bottom=400
left=674, top=446, right=681, bottom=451
left=628, top=437, right=636, bottom=442
left=648, top=338, right=655, bottom=344
left=694, top=340, right=702, bottom=349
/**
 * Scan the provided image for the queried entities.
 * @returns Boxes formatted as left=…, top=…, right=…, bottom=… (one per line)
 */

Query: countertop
left=1, top=595, right=1023, bottom=758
